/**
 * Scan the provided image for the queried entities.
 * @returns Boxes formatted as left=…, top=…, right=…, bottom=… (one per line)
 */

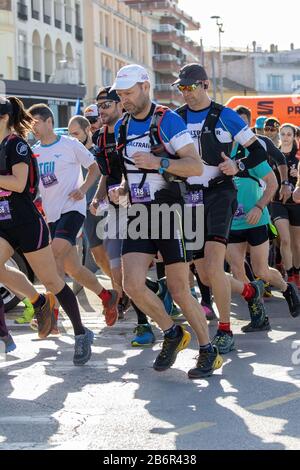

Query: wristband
left=255, top=204, right=263, bottom=212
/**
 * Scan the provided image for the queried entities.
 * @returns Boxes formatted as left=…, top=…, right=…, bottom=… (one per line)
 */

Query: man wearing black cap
left=264, top=117, right=281, bottom=148
left=173, top=63, right=269, bottom=354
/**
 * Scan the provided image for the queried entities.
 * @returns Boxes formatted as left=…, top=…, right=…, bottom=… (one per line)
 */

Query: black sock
left=164, top=324, right=181, bottom=339
left=0, top=295, right=8, bottom=337
left=32, top=294, right=46, bottom=311
left=56, top=284, right=85, bottom=336
left=294, top=267, right=300, bottom=276
left=131, top=302, right=149, bottom=325
left=156, top=262, right=165, bottom=280
left=190, top=264, right=212, bottom=305
left=287, top=268, right=294, bottom=278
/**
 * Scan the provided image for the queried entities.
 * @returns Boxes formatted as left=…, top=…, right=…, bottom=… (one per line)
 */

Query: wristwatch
left=236, top=159, right=246, bottom=172
left=159, top=158, right=170, bottom=174
left=281, top=180, right=290, bottom=186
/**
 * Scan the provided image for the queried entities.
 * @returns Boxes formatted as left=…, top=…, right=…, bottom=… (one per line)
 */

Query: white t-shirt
left=34, top=135, right=96, bottom=223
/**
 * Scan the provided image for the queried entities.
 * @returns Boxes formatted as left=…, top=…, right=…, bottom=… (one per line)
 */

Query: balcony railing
left=75, top=26, right=83, bottom=42
left=65, top=23, right=72, bottom=33
left=153, top=54, right=181, bottom=64
left=18, top=66, right=30, bottom=81
left=55, top=19, right=62, bottom=29
left=17, top=2, right=28, bottom=21
left=32, top=9, right=39, bottom=20
left=33, top=71, right=41, bottom=81
left=44, top=14, right=51, bottom=24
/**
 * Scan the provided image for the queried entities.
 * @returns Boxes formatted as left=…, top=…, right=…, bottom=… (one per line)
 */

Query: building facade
left=0, top=0, right=86, bottom=125
left=124, top=0, right=202, bottom=109
left=84, top=0, right=153, bottom=104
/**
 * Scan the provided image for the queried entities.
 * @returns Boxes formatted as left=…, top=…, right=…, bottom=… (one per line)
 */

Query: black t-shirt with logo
left=273, top=143, right=299, bottom=204
left=0, top=135, right=40, bottom=228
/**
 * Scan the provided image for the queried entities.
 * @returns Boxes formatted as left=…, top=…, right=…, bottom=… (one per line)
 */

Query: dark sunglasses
left=87, top=117, right=99, bottom=124
left=264, top=127, right=278, bottom=132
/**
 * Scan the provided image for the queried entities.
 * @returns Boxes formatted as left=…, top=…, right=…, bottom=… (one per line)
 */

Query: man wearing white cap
left=109, top=64, right=223, bottom=379
left=84, top=104, right=102, bottom=136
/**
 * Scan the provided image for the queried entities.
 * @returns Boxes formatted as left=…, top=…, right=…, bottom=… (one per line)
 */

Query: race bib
left=0, top=200, right=11, bottom=221
left=234, top=204, right=246, bottom=220
left=130, top=183, right=151, bottom=203
left=187, top=190, right=203, bottom=207
left=41, top=173, right=58, bottom=188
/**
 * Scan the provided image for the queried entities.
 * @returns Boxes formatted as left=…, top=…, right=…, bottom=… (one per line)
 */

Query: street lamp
left=211, top=15, right=224, bottom=104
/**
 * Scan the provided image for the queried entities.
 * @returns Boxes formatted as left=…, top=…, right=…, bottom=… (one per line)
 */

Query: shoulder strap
left=202, top=101, right=224, bottom=130
left=149, top=105, right=169, bottom=147
left=176, top=104, right=188, bottom=123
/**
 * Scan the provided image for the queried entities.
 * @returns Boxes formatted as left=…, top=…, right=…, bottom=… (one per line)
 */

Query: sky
left=178, top=0, right=299, bottom=52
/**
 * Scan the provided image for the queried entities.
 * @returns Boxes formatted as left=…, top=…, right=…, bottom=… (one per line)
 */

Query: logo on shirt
left=16, top=142, right=29, bottom=157
left=53, top=154, right=62, bottom=159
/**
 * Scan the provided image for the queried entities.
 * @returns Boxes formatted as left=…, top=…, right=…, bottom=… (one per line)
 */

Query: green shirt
left=231, top=146, right=272, bottom=231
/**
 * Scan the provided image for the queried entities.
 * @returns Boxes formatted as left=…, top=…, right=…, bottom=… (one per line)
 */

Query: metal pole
left=219, top=28, right=224, bottom=104
left=211, top=51, right=217, bottom=101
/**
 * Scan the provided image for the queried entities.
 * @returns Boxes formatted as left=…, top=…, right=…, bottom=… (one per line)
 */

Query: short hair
left=28, top=103, right=54, bottom=126
left=68, top=115, right=90, bottom=132
left=235, top=105, right=251, bottom=122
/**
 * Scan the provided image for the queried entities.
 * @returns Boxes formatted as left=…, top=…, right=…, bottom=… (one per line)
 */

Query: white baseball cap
left=84, top=104, right=99, bottom=118
left=110, top=64, right=150, bottom=91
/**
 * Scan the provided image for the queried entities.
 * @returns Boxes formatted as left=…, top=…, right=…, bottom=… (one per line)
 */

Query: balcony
left=33, top=71, right=42, bottom=81
left=65, top=23, right=72, bottom=33
left=55, top=19, right=62, bottom=29
left=18, top=66, right=30, bottom=81
left=76, top=26, right=83, bottom=42
left=153, top=54, right=181, bottom=74
left=153, top=25, right=201, bottom=58
left=154, top=84, right=183, bottom=108
left=44, top=14, right=51, bottom=24
left=17, top=2, right=28, bottom=21
left=32, top=9, right=40, bottom=20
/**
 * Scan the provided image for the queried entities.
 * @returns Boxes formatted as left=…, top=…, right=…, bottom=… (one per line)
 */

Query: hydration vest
left=95, top=125, right=121, bottom=178
left=0, top=134, right=39, bottom=200
left=176, top=101, right=233, bottom=188
left=117, top=105, right=187, bottom=202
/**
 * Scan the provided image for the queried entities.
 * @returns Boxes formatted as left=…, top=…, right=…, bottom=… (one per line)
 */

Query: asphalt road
left=1, top=275, right=300, bottom=450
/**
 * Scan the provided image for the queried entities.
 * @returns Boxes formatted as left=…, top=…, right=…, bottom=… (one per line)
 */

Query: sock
left=99, top=288, right=112, bottom=304
left=242, top=283, right=256, bottom=302
left=0, top=295, right=9, bottom=337
left=56, top=284, right=85, bottom=336
left=200, top=343, right=214, bottom=353
left=293, top=267, right=300, bottom=276
left=287, top=268, right=294, bottom=278
left=164, top=324, right=180, bottom=339
left=30, top=294, right=46, bottom=311
left=156, top=262, right=165, bottom=280
left=131, top=302, right=148, bottom=325
left=219, top=322, right=231, bottom=333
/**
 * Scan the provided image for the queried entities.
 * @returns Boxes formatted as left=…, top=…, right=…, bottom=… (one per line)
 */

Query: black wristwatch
left=281, top=180, right=290, bottom=186
left=236, top=159, right=246, bottom=172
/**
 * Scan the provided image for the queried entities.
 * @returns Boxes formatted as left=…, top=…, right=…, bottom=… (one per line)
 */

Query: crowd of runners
left=0, top=62, right=300, bottom=379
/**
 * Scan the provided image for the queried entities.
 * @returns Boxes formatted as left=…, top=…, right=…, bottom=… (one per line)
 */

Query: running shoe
left=263, top=282, right=273, bottom=299
left=188, top=345, right=223, bottom=379
left=283, top=283, right=300, bottom=318
left=153, top=325, right=191, bottom=371
left=73, top=328, right=94, bottom=366
left=212, top=330, right=235, bottom=354
left=34, top=293, right=56, bottom=339
left=131, top=324, right=155, bottom=347
left=102, top=290, right=119, bottom=327
left=14, top=298, right=35, bottom=325
left=246, top=280, right=267, bottom=328
left=201, top=302, right=217, bottom=321
left=242, top=316, right=271, bottom=333
left=0, top=333, right=16, bottom=354
left=157, top=278, right=173, bottom=315
left=169, top=304, right=182, bottom=320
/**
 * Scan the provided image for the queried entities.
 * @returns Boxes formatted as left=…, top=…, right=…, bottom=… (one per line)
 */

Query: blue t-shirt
left=179, top=104, right=255, bottom=188
left=231, top=146, right=272, bottom=231
left=115, top=103, right=193, bottom=202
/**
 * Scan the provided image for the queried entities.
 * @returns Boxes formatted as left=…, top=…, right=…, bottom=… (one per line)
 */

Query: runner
left=0, top=96, right=94, bottom=364
left=109, top=64, right=223, bottom=379
left=264, top=117, right=281, bottom=147
left=173, top=63, right=269, bottom=354
left=28, top=103, right=119, bottom=327
left=84, top=104, right=102, bottom=136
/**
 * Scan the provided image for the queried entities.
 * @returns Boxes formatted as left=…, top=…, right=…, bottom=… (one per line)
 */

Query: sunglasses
left=177, top=83, right=202, bottom=92
left=87, top=117, right=99, bottom=124
left=98, top=101, right=114, bottom=110
left=264, top=127, right=278, bottom=132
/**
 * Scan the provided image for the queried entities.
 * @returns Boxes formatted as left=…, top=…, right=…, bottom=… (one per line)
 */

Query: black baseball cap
left=0, top=98, right=13, bottom=116
left=172, top=63, right=208, bottom=86
left=264, top=117, right=280, bottom=129
left=96, top=86, right=120, bottom=102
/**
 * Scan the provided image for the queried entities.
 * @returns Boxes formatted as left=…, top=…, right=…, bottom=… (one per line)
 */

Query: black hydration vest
left=95, top=126, right=122, bottom=183
left=117, top=104, right=187, bottom=203
left=176, top=101, right=233, bottom=188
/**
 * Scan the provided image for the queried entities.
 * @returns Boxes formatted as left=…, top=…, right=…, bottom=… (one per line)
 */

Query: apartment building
left=0, top=0, right=86, bottom=125
left=124, top=0, right=201, bottom=108
left=84, top=0, right=153, bottom=104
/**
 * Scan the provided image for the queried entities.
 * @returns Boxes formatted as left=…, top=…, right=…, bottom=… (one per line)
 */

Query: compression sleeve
left=240, top=140, right=268, bottom=170
left=265, top=138, right=286, bottom=166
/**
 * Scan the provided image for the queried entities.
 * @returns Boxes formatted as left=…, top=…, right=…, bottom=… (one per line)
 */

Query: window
left=267, top=75, right=283, bottom=91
